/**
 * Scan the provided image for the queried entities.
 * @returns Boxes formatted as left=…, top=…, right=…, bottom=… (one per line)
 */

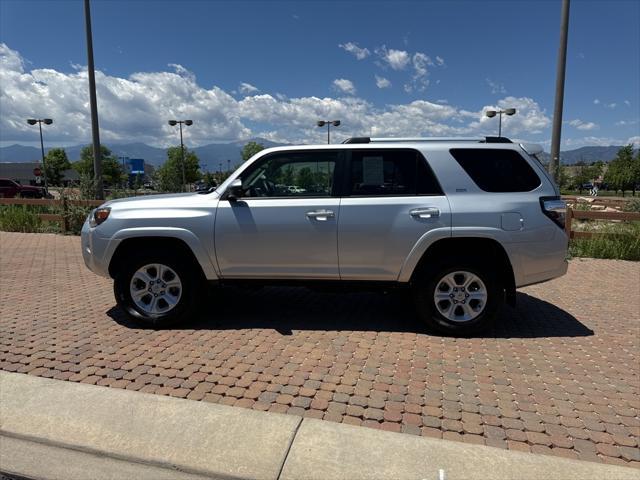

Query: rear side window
left=450, top=148, right=541, bottom=192
left=349, top=149, right=443, bottom=196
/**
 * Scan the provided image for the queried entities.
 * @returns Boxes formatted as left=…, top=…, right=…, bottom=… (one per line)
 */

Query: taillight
left=540, top=196, right=566, bottom=230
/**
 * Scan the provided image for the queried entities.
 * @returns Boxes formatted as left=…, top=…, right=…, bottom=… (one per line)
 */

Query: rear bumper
left=509, top=228, right=569, bottom=288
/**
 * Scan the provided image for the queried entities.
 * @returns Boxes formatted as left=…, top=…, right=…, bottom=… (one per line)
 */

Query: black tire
left=113, top=250, right=201, bottom=328
left=412, top=259, right=502, bottom=336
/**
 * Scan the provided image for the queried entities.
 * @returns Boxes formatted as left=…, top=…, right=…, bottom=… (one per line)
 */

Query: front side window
left=450, top=148, right=541, bottom=192
left=348, top=149, right=443, bottom=196
left=239, top=151, right=337, bottom=198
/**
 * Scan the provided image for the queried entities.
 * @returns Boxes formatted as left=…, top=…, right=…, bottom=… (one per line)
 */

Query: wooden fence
left=2, top=197, right=639, bottom=238
left=0, top=198, right=104, bottom=232
left=564, top=208, right=640, bottom=239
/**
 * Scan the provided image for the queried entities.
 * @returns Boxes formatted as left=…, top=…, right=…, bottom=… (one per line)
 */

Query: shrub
left=0, top=206, right=42, bottom=233
left=569, top=222, right=640, bottom=261
left=622, top=198, right=640, bottom=213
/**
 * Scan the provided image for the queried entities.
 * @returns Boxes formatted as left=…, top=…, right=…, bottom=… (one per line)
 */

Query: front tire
left=413, top=260, right=502, bottom=336
left=113, top=251, right=200, bottom=328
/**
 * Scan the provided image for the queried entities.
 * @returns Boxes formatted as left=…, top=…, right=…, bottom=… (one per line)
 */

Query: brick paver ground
left=0, top=232, right=638, bottom=467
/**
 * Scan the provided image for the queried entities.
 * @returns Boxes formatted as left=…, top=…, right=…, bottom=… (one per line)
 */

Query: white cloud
left=615, top=119, right=638, bottom=126
left=338, top=42, right=370, bottom=60
left=238, top=82, right=259, bottom=95
left=332, top=78, right=356, bottom=95
left=568, top=119, right=598, bottom=131
left=593, top=99, right=600, bottom=105
left=627, top=136, right=640, bottom=147
left=486, top=78, right=507, bottom=95
left=375, top=75, right=391, bottom=89
left=435, top=56, right=445, bottom=66
left=376, top=46, right=410, bottom=70
left=0, top=43, right=553, bottom=147
left=605, top=102, right=617, bottom=109
left=624, top=100, right=631, bottom=107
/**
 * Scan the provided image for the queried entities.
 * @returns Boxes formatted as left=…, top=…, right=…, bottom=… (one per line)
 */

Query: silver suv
left=81, top=137, right=568, bottom=335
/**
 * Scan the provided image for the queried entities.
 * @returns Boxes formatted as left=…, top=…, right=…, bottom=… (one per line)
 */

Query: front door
left=215, top=150, right=341, bottom=279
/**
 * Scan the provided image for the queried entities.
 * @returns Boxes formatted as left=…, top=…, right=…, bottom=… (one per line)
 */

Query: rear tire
left=113, top=250, right=200, bottom=328
left=413, top=259, right=502, bottom=336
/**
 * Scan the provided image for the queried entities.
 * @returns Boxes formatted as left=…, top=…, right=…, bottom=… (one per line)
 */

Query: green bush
left=569, top=222, right=640, bottom=261
left=622, top=198, right=640, bottom=213
left=0, top=205, right=42, bottom=233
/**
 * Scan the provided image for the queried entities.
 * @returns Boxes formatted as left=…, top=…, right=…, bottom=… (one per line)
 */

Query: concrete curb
left=1, top=372, right=638, bottom=480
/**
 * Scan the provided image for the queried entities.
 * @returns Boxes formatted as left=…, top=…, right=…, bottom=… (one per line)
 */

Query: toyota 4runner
left=81, top=137, right=568, bottom=335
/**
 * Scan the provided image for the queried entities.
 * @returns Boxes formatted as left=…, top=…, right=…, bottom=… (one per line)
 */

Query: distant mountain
left=536, top=146, right=629, bottom=165
left=0, top=137, right=286, bottom=168
left=0, top=141, right=626, bottom=167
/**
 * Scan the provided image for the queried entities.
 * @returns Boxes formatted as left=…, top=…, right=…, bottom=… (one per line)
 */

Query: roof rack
left=342, top=136, right=512, bottom=144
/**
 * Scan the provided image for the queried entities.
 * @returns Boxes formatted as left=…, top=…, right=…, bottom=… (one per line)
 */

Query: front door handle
left=306, top=209, right=335, bottom=221
left=410, top=207, right=440, bottom=219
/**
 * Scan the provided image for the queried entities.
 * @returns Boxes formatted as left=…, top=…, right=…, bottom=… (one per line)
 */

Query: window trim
left=342, top=148, right=444, bottom=198
left=229, top=149, right=343, bottom=200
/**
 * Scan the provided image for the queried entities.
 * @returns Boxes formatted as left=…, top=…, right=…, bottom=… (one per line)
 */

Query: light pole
left=27, top=118, right=52, bottom=192
left=168, top=119, right=193, bottom=192
left=485, top=108, right=516, bottom=137
left=550, top=0, right=571, bottom=182
left=317, top=120, right=341, bottom=144
left=84, top=0, right=103, bottom=200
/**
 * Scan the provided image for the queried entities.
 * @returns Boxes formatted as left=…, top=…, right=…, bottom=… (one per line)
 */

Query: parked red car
left=0, top=178, right=47, bottom=198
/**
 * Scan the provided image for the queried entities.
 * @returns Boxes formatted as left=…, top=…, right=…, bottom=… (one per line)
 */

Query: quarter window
left=450, top=148, right=541, bottom=192
left=239, top=151, right=337, bottom=198
left=348, top=149, right=443, bottom=196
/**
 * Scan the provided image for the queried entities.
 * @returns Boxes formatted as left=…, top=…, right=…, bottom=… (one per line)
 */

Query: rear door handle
left=306, top=209, right=335, bottom=221
left=410, top=207, right=440, bottom=219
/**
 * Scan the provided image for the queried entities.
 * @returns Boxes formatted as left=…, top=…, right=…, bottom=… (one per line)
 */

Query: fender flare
left=107, top=227, right=219, bottom=280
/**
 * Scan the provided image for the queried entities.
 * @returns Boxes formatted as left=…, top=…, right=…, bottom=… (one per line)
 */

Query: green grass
left=0, top=205, right=42, bottom=233
left=569, top=222, right=640, bottom=261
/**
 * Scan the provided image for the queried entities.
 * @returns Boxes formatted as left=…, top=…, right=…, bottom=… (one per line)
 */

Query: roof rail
left=342, top=136, right=512, bottom=144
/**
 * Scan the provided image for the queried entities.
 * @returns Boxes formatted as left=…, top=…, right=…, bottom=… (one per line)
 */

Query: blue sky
left=1, top=0, right=638, bottom=149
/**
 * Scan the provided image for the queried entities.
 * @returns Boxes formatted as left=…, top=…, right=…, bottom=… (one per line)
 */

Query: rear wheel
left=413, top=261, right=501, bottom=336
left=114, top=251, right=200, bottom=327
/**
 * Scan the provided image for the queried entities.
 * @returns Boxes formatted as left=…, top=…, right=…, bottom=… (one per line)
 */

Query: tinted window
left=0, top=179, right=14, bottom=187
left=349, top=149, right=442, bottom=196
left=240, top=151, right=336, bottom=198
left=450, top=148, right=541, bottom=192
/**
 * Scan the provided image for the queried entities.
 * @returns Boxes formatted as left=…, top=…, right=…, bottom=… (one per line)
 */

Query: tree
left=572, top=162, right=599, bottom=194
left=241, top=141, right=265, bottom=162
left=73, top=145, right=124, bottom=186
left=156, top=146, right=201, bottom=192
left=44, top=148, right=71, bottom=186
left=604, top=145, right=637, bottom=196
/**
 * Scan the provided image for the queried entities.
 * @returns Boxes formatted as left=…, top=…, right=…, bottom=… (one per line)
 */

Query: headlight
left=89, top=207, right=111, bottom=227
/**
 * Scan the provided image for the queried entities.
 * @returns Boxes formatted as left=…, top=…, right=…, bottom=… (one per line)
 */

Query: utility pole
left=84, top=0, right=103, bottom=199
left=549, top=0, right=571, bottom=183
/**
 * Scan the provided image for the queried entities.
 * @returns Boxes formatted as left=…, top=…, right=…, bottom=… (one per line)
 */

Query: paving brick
left=1, top=232, right=639, bottom=467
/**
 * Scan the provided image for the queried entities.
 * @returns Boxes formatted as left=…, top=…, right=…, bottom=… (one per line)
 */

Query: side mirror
left=226, top=178, right=243, bottom=201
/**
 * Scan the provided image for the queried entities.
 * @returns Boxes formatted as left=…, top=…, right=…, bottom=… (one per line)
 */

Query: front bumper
left=81, top=220, right=118, bottom=278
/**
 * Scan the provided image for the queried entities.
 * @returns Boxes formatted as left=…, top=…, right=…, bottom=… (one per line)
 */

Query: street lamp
left=27, top=118, right=53, bottom=192
left=317, top=120, right=341, bottom=144
left=485, top=108, right=516, bottom=137
left=168, top=119, right=193, bottom=192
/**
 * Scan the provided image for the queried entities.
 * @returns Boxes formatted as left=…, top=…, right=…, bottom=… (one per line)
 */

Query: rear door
left=337, top=148, right=451, bottom=280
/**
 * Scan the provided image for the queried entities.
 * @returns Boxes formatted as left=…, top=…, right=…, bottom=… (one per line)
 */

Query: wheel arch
left=407, top=237, right=516, bottom=306
left=108, top=235, right=211, bottom=281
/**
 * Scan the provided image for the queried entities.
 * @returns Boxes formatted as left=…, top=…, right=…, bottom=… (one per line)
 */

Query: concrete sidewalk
left=0, top=372, right=637, bottom=480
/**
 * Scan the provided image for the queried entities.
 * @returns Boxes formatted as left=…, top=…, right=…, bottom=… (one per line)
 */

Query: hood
left=103, top=191, right=219, bottom=210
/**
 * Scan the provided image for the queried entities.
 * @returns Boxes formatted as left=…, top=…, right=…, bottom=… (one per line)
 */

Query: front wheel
left=113, top=253, right=200, bottom=328
left=413, top=262, right=502, bottom=336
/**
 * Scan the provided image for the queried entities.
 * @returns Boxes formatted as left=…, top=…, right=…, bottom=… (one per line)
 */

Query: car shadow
left=108, top=287, right=594, bottom=339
